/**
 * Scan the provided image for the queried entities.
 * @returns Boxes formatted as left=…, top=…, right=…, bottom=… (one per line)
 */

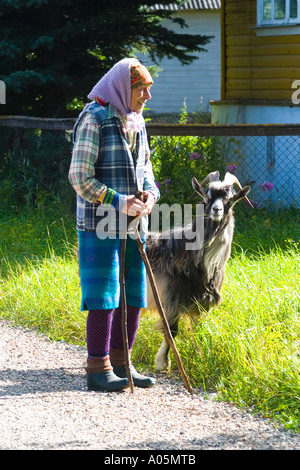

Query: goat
left=145, top=171, right=252, bottom=371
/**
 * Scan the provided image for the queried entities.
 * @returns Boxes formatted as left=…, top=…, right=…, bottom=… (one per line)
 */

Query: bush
left=151, top=134, right=226, bottom=206
left=149, top=104, right=229, bottom=207
left=1, top=128, right=74, bottom=210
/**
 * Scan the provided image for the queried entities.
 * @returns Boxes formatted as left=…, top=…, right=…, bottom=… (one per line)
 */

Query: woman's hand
left=121, top=195, right=148, bottom=217
left=142, top=191, right=155, bottom=214
left=121, top=191, right=155, bottom=217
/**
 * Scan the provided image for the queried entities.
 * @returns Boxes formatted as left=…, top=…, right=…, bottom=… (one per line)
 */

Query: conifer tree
left=0, top=0, right=210, bottom=116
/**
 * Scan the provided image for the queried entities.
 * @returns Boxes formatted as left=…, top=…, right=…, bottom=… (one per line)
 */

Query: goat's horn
left=200, top=170, right=220, bottom=186
left=224, top=172, right=254, bottom=208
left=224, top=172, right=243, bottom=188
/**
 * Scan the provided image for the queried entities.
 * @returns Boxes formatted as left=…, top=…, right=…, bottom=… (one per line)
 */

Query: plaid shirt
left=69, top=101, right=159, bottom=231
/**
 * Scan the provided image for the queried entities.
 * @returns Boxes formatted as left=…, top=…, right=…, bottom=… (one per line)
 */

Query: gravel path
left=0, top=319, right=299, bottom=451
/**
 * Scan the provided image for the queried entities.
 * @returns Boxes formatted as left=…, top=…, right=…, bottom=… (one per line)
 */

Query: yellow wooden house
left=212, top=0, right=300, bottom=123
left=211, top=0, right=300, bottom=207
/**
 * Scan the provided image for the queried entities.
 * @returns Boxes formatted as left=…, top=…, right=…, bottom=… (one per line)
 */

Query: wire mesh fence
left=0, top=117, right=299, bottom=209
left=220, top=133, right=299, bottom=209
left=147, top=123, right=300, bottom=209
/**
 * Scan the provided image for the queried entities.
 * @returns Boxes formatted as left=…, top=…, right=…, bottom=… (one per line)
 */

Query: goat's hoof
left=154, top=355, right=171, bottom=372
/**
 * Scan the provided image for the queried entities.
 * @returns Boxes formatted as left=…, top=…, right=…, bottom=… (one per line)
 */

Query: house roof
left=151, top=1, right=221, bottom=10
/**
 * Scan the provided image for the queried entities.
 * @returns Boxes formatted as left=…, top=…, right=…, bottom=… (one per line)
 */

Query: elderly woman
left=69, top=58, right=159, bottom=392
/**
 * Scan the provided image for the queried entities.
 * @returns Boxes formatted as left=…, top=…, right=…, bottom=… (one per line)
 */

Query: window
left=257, top=0, right=300, bottom=25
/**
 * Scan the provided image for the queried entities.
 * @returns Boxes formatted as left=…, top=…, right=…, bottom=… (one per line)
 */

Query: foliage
left=0, top=128, right=74, bottom=210
left=0, top=0, right=210, bottom=116
left=151, top=135, right=226, bottom=206
left=150, top=104, right=226, bottom=206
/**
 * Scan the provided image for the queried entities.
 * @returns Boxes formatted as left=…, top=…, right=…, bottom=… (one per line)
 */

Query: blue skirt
left=78, top=231, right=147, bottom=311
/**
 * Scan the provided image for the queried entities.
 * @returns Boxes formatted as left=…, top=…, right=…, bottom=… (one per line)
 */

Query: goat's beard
left=211, top=214, right=223, bottom=223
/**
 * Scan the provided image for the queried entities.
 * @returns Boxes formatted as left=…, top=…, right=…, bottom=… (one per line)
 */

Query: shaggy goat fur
left=145, top=172, right=251, bottom=371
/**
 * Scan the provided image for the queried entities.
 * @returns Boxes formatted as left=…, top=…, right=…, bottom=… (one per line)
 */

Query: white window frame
left=257, top=0, right=300, bottom=26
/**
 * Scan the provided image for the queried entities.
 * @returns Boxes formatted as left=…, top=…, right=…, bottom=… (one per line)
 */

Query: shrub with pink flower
left=190, top=152, right=201, bottom=161
left=258, top=181, right=274, bottom=192
left=164, top=178, right=172, bottom=192
left=226, top=163, right=238, bottom=173
left=155, top=178, right=174, bottom=193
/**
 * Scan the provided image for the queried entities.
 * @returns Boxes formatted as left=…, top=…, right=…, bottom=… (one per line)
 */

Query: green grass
left=0, top=201, right=84, bottom=342
left=0, top=200, right=299, bottom=432
left=173, top=242, right=300, bottom=431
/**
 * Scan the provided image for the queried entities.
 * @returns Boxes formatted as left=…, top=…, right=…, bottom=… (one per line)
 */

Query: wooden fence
left=0, top=115, right=299, bottom=206
left=1, top=115, right=300, bottom=137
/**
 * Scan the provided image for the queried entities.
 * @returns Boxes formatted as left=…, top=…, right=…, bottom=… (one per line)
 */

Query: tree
left=0, top=0, right=211, bottom=117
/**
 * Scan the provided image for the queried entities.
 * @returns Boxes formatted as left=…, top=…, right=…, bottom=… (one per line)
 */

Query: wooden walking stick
left=132, top=199, right=193, bottom=395
left=120, top=229, right=134, bottom=393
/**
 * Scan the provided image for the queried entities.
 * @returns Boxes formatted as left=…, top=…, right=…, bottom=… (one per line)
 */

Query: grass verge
left=0, top=201, right=299, bottom=431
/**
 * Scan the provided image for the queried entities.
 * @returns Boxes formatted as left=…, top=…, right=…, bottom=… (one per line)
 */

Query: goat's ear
left=191, top=177, right=208, bottom=202
left=230, top=185, right=252, bottom=207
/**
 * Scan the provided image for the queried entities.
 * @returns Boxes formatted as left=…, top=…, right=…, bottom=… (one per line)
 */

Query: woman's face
left=130, top=84, right=152, bottom=114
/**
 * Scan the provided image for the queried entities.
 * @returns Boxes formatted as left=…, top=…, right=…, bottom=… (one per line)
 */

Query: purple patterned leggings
left=86, top=306, right=141, bottom=358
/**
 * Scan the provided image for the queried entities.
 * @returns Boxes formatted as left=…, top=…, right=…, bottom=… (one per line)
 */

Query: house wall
left=211, top=0, right=300, bottom=207
left=223, top=0, right=300, bottom=101
left=211, top=101, right=300, bottom=208
left=139, top=10, right=221, bottom=115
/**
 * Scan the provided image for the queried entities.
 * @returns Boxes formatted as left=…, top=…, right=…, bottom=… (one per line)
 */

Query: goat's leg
left=155, top=321, right=179, bottom=372
left=155, top=336, right=170, bottom=371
